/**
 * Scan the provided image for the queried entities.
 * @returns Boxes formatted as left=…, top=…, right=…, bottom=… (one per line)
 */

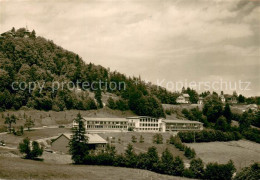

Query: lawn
left=185, top=140, right=260, bottom=170
left=0, top=155, right=192, bottom=180
left=98, top=132, right=188, bottom=161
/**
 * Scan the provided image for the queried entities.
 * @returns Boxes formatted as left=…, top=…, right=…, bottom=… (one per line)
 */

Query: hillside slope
left=0, top=27, right=179, bottom=118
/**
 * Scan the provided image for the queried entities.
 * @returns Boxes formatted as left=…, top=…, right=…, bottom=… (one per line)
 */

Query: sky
left=0, top=0, right=259, bottom=96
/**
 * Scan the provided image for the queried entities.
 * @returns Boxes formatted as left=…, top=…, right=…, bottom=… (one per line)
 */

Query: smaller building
left=51, top=133, right=107, bottom=154
left=176, top=94, right=190, bottom=104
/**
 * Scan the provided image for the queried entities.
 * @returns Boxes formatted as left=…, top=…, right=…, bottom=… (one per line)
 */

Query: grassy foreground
left=0, top=155, right=192, bottom=180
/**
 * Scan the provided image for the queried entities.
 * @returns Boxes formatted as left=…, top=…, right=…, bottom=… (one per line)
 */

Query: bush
left=18, top=138, right=43, bottom=159
left=184, top=147, right=196, bottom=159
left=178, top=129, right=242, bottom=143
left=234, top=163, right=260, bottom=180
left=153, top=133, right=163, bottom=144
left=169, top=135, right=196, bottom=159
left=131, top=135, right=137, bottom=143
left=204, top=160, right=236, bottom=180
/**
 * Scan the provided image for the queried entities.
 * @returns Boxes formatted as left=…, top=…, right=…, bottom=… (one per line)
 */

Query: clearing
left=185, top=140, right=260, bottom=170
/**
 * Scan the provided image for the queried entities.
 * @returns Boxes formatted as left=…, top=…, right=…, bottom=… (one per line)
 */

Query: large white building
left=73, top=116, right=203, bottom=133
left=126, top=116, right=163, bottom=132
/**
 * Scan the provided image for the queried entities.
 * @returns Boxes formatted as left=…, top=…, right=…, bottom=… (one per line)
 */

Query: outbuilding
left=51, top=133, right=107, bottom=154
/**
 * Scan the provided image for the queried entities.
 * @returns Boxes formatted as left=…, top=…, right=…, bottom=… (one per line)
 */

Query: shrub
left=139, top=135, right=144, bottom=143
left=131, top=135, right=137, bottom=143
left=204, top=160, right=236, bottom=180
left=18, top=138, right=43, bottom=159
left=153, top=133, right=163, bottom=144
left=178, top=130, right=242, bottom=143
left=234, top=163, right=260, bottom=180
left=184, top=147, right=196, bottom=159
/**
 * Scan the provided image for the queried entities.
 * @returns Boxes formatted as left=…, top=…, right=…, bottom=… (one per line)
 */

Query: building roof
left=126, top=116, right=157, bottom=119
left=199, top=97, right=204, bottom=100
left=183, top=94, right=190, bottom=97
left=55, top=133, right=107, bottom=144
left=83, top=117, right=128, bottom=122
left=162, top=119, right=203, bottom=124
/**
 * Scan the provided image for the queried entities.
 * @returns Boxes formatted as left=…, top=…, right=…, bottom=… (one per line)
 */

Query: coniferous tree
left=223, top=103, right=232, bottom=124
left=69, top=113, right=89, bottom=164
left=160, top=148, right=174, bottom=174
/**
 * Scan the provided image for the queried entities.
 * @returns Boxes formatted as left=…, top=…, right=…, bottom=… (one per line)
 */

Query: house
left=224, top=94, right=237, bottom=104
left=220, top=95, right=226, bottom=103
left=197, top=97, right=204, bottom=104
left=51, top=133, right=107, bottom=154
left=176, top=94, right=190, bottom=104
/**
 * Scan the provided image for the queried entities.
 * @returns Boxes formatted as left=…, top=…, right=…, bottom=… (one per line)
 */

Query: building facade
left=82, top=118, right=128, bottom=132
left=126, top=116, right=163, bottom=132
left=73, top=116, right=203, bottom=133
left=161, top=120, right=203, bottom=132
left=176, top=94, right=190, bottom=104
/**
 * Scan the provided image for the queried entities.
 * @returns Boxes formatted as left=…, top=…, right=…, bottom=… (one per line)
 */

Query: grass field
left=0, top=128, right=71, bottom=148
left=185, top=140, right=260, bottom=170
left=0, top=155, right=192, bottom=180
left=98, top=132, right=188, bottom=161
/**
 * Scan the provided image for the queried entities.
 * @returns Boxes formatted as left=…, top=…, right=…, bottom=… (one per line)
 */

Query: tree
left=223, top=103, right=232, bottom=124
left=203, top=94, right=223, bottom=123
left=94, top=88, right=103, bottom=108
left=238, top=94, right=245, bottom=104
left=4, top=114, right=17, bottom=133
left=189, top=158, right=204, bottom=178
left=234, top=163, right=260, bottom=180
left=146, top=146, right=159, bottom=171
left=184, top=147, right=196, bottom=159
left=124, top=144, right=137, bottom=168
left=204, top=160, right=236, bottom=180
left=24, top=116, right=35, bottom=131
left=69, top=113, right=89, bottom=164
left=131, top=135, right=137, bottom=143
left=239, top=112, right=251, bottom=131
left=160, top=148, right=174, bottom=175
left=139, top=135, right=144, bottom=143
left=172, top=156, right=185, bottom=176
left=153, top=133, right=163, bottom=144
left=18, top=138, right=43, bottom=159
left=215, top=116, right=229, bottom=132
left=107, top=97, right=116, bottom=109
left=30, top=30, right=36, bottom=38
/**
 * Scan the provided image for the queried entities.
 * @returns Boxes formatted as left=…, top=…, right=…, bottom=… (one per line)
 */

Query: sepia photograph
left=0, top=0, right=259, bottom=179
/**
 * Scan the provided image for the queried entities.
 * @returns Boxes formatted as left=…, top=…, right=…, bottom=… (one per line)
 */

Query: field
left=185, top=140, right=260, bottom=170
left=0, top=155, right=192, bottom=180
left=98, top=132, right=188, bottom=161
left=0, top=127, right=192, bottom=180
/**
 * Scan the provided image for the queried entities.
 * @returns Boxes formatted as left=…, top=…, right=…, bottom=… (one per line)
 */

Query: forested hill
left=0, top=27, right=180, bottom=118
